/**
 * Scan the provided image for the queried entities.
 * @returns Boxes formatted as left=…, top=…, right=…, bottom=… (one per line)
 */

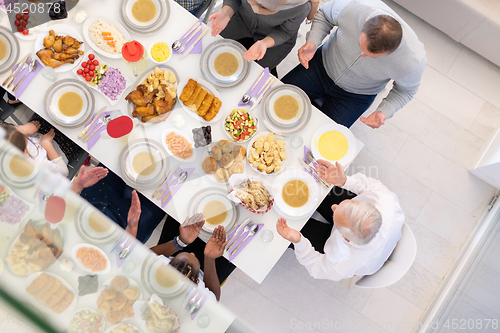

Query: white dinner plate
left=268, top=88, right=305, bottom=126
left=72, top=243, right=111, bottom=274
left=24, top=271, right=77, bottom=317
left=0, top=26, right=20, bottom=74
left=83, top=16, right=131, bottom=59
left=311, top=123, right=357, bottom=168
left=177, top=77, right=223, bottom=124
left=34, top=24, right=85, bottom=72
left=272, top=169, right=320, bottom=220
left=104, top=323, right=141, bottom=333
left=246, top=131, right=290, bottom=176
left=160, top=128, right=196, bottom=163
left=75, top=204, right=122, bottom=245
left=120, top=0, right=170, bottom=35
left=140, top=253, right=190, bottom=299
left=1, top=148, right=38, bottom=185
left=124, top=0, right=162, bottom=27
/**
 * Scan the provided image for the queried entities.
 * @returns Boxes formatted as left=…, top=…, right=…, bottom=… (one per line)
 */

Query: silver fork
left=83, top=114, right=111, bottom=143
left=119, top=240, right=133, bottom=260
left=13, top=59, right=38, bottom=92
left=190, top=294, right=205, bottom=315
left=7, top=56, right=32, bottom=89
left=111, top=235, right=129, bottom=255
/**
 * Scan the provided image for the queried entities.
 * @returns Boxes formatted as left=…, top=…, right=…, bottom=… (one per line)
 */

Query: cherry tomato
left=89, top=64, right=95, bottom=71
left=17, top=26, right=24, bottom=32
left=81, top=72, right=87, bottom=77
left=77, top=69, right=83, bottom=75
left=84, top=68, right=89, bottom=73
left=90, top=71, right=95, bottom=77
left=22, top=30, right=29, bottom=36
left=14, top=20, right=20, bottom=26
left=23, top=14, right=29, bottom=21
left=16, top=14, right=22, bottom=20
left=93, top=60, right=99, bottom=66
left=85, top=75, right=92, bottom=82
left=82, top=62, right=87, bottom=68
left=88, top=54, right=95, bottom=60
left=21, top=21, right=28, bottom=27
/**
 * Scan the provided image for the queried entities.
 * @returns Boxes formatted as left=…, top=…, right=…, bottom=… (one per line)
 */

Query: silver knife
left=179, top=29, right=208, bottom=60
left=227, top=218, right=252, bottom=251
left=3, top=54, right=29, bottom=87
left=299, top=158, right=330, bottom=188
left=78, top=107, right=106, bottom=139
left=6, top=55, right=31, bottom=89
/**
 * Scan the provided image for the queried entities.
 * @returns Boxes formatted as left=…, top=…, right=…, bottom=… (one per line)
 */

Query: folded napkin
left=84, top=110, right=116, bottom=150
left=303, top=146, right=320, bottom=183
left=238, top=68, right=270, bottom=107
left=227, top=223, right=263, bottom=262
left=161, top=167, right=195, bottom=207
left=115, top=237, right=137, bottom=268
left=11, top=60, right=42, bottom=99
left=173, top=19, right=203, bottom=55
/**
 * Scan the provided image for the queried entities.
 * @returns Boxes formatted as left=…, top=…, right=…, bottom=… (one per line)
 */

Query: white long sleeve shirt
left=294, top=173, right=405, bottom=281
left=26, top=134, right=68, bottom=177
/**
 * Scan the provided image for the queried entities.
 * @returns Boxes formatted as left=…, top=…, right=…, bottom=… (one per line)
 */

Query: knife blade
left=3, top=54, right=29, bottom=87
left=299, top=158, right=330, bottom=188
left=179, top=29, right=208, bottom=60
left=226, top=218, right=252, bottom=251
left=249, top=79, right=274, bottom=111
left=78, top=107, right=107, bottom=139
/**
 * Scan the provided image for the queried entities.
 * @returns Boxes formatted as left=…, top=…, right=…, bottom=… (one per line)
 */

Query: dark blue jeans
left=282, top=48, right=376, bottom=128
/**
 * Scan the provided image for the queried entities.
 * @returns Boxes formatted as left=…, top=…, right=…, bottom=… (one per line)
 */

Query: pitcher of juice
left=122, top=40, right=148, bottom=77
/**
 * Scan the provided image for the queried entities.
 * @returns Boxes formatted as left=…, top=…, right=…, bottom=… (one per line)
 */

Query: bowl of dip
left=148, top=41, right=171, bottom=64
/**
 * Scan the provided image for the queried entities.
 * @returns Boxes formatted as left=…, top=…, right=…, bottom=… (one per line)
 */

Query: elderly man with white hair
left=277, top=160, right=404, bottom=281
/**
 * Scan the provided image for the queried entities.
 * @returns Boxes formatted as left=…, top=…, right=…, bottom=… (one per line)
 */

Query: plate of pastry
left=25, top=272, right=77, bottom=316
left=5, top=220, right=64, bottom=276
left=96, top=276, right=142, bottom=325
left=201, top=140, right=246, bottom=184
left=126, top=66, right=178, bottom=125
left=178, top=77, right=223, bottom=124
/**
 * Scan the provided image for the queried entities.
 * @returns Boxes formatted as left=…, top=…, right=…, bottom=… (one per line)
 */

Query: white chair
left=353, top=223, right=417, bottom=288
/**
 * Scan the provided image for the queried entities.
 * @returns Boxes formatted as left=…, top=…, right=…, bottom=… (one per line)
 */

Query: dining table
left=0, top=0, right=364, bottom=323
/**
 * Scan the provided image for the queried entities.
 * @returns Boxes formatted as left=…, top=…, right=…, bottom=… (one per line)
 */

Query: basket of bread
left=228, top=174, right=274, bottom=214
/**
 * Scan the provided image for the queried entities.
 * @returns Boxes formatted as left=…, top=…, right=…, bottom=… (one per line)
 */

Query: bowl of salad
left=223, top=108, right=258, bottom=143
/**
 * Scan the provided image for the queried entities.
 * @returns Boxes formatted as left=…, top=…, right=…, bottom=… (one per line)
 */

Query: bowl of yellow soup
left=148, top=41, right=171, bottom=64
left=311, top=123, right=357, bottom=168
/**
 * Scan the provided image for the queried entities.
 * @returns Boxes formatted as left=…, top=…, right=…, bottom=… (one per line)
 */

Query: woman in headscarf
left=209, top=0, right=314, bottom=75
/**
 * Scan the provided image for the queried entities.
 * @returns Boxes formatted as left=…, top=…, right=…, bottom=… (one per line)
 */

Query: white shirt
left=26, top=134, right=68, bottom=176
left=294, top=173, right=405, bottom=281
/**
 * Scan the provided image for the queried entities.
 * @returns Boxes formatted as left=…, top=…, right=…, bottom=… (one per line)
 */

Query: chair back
left=355, top=223, right=417, bottom=288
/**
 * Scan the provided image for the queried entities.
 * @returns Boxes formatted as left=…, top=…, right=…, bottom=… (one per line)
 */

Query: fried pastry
left=215, top=168, right=230, bottom=183
left=122, top=300, right=135, bottom=318
left=179, top=79, right=197, bottom=102
left=101, top=288, right=117, bottom=300
left=228, top=161, right=244, bottom=176
left=194, top=88, right=208, bottom=110
left=202, top=157, right=217, bottom=174
left=210, top=145, right=222, bottom=161
left=203, top=97, right=221, bottom=121
left=197, top=93, right=214, bottom=117
left=184, top=84, right=202, bottom=106
left=97, top=297, right=112, bottom=314
left=106, top=310, right=124, bottom=325
left=111, top=293, right=127, bottom=311
left=232, top=145, right=246, bottom=161
left=123, top=286, right=140, bottom=301
left=219, top=153, right=234, bottom=169
left=110, top=276, right=129, bottom=292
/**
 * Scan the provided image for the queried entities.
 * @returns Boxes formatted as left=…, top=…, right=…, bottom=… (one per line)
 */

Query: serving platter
left=200, top=39, right=250, bottom=90
left=34, top=24, right=85, bottom=72
left=43, top=78, right=95, bottom=128
left=177, top=77, right=224, bottom=124
left=82, top=16, right=131, bottom=59
left=160, top=128, right=197, bottom=163
left=72, top=243, right=112, bottom=274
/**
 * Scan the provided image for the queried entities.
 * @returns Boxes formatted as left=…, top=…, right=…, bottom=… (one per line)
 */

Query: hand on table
left=298, top=42, right=317, bottom=69
left=17, top=121, right=40, bottom=136
left=209, top=9, right=231, bottom=36
left=276, top=217, right=301, bottom=243
left=314, top=160, right=346, bottom=187
left=360, top=111, right=386, bottom=129
left=40, top=128, right=55, bottom=146
left=126, top=190, right=141, bottom=237
left=243, top=40, right=268, bottom=62
left=205, top=225, right=227, bottom=259
left=179, top=213, right=205, bottom=245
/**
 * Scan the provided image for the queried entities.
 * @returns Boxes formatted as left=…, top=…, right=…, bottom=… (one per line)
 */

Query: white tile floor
left=2, top=0, right=500, bottom=332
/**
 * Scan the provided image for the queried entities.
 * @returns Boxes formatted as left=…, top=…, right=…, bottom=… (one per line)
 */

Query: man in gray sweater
left=282, top=0, right=426, bottom=128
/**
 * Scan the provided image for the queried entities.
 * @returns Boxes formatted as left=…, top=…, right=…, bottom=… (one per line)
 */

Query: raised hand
left=209, top=8, right=232, bottom=37
left=276, top=217, right=301, bottom=243
left=360, top=111, right=386, bottom=129
left=314, top=160, right=346, bottom=186
left=243, top=40, right=268, bottom=61
left=204, top=225, right=227, bottom=259
left=298, top=42, right=317, bottom=69
left=126, top=190, right=141, bottom=237
left=179, top=213, right=205, bottom=245
left=78, top=166, right=108, bottom=189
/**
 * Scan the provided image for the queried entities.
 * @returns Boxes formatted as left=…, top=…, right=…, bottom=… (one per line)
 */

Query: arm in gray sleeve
left=267, top=3, right=310, bottom=46
left=223, top=0, right=242, bottom=15
left=306, top=0, right=351, bottom=47
left=376, top=57, right=426, bottom=118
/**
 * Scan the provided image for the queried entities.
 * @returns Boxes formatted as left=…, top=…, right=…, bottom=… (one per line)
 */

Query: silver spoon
left=83, top=114, right=111, bottom=143
left=162, top=171, right=188, bottom=204
left=172, top=40, right=183, bottom=51
left=190, top=294, right=204, bottom=315
left=227, top=224, right=250, bottom=250
left=185, top=291, right=199, bottom=310
left=13, top=59, right=37, bottom=92
left=231, top=224, right=259, bottom=255
left=306, top=151, right=319, bottom=164
left=241, top=72, right=265, bottom=104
